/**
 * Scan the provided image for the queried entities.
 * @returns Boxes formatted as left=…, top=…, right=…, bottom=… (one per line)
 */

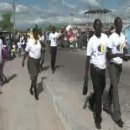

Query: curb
left=43, top=80, right=72, bottom=130
left=43, top=79, right=90, bottom=130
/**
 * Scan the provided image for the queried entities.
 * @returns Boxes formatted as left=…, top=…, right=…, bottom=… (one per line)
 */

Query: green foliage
left=0, top=12, right=14, bottom=31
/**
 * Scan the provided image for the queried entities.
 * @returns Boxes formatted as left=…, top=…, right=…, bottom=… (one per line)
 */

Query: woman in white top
left=22, top=28, right=42, bottom=100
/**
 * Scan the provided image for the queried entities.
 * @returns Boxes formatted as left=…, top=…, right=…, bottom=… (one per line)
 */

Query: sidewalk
left=0, top=57, right=65, bottom=130
left=42, top=49, right=130, bottom=130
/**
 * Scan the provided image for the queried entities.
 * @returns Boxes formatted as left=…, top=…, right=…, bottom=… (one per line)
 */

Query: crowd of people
left=0, top=16, right=130, bottom=129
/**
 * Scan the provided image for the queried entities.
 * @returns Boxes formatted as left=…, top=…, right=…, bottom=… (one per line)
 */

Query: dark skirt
left=27, top=56, right=40, bottom=80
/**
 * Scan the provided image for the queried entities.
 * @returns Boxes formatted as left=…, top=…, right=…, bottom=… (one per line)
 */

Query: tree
left=0, top=12, right=14, bottom=31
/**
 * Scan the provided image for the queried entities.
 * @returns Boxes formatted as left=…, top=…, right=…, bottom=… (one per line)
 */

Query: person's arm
left=106, top=47, right=124, bottom=61
left=83, top=56, right=90, bottom=95
left=22, top=41, right=30, bottom=67
left=83, top=38, right=92, bottom=95
left=123, top=46, right=130, bottom=61
left=107, top=35, right=124, bottom=60
left=84, top=56, right=90, bottom=81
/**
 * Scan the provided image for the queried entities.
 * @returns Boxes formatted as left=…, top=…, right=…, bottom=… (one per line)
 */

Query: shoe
left=95, top=122, right=101, bottom=129
left=52, top=70, right=54, bottom=74
left=116, top=119, right=124, bottom=128
left=35, top=95, right=39, bottom=100
left=30, top=89, right=33, bottom=95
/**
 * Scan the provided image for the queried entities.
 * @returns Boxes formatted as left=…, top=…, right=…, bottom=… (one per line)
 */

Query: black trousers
left=51, top=46, right=57, bottom=71
left=90, top=64, right=106, bottom=123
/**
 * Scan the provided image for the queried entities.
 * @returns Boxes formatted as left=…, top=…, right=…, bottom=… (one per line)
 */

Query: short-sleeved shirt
left=49, top=32, right=58, bottom=47
left=86, top=33, right=108, bottom=69
left=107, top=32, right=126, bottom=64
left=25, top=39, right=41, bottom=59
left=0, top=39, right=3, bottom=64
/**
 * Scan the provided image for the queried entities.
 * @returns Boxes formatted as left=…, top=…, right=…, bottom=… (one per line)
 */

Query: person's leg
left=40, top=59, right=44, bottom=70
left=90, top=65, right=105, bottom=128
left=0, top=64, right=4, bottom=85
left=51, top=47, right=55, bottom=72
left=103, top=60, right=113, bottom=113
left=103, top=83, right=113, bottom=114
left=33, top=77, right=39, bottom=100
left=94, top=70, right=105, bottom=125
left=53, top=47, right=57, bottom=71
left=30, top=80, right=34, bottom=95
left=110, top=64, right=123, bottom=127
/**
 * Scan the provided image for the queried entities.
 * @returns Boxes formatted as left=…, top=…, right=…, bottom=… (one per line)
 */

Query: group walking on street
left=0, top=15, right=130, bottom=129
left=83, top=17, right=130, bottom=129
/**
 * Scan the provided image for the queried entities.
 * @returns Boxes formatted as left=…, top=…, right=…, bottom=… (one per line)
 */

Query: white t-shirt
left=17, top=41, right=22, bottom=49
left=0, top=39, right=3, bottom=64
left=25, top=39, right=41, bottom=59
left=86, top=33, right=108, bottom=69
left=39, top=35, right=44, bottom=41
left=107, top=32, right=126, bottom=64
left=49, top=32, right=58, bottom=47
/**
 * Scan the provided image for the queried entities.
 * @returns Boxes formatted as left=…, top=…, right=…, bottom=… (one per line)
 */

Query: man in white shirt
left=105, top=17, right=130, bottom=128
left=49, top=26, right=59, bottom=73
left=22, top=28, right=42, bottom=100
left=83, top=19, right=108, bottom=129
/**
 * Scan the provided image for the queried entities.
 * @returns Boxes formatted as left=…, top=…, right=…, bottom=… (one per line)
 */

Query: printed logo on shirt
left=117, top=43, right=123, bottom=52
left=98, top=44, right=105, bottom=54
left=53, top=37, right=56, bottom=41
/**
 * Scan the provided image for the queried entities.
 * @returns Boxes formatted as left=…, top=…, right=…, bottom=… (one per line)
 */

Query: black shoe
left=116, top=119, right=124, bottom=128
left=35, top=95, right=39, bottom=100
left=95, top=122, right=101, bottom=129
left=30, top=89, right=33, bottom=95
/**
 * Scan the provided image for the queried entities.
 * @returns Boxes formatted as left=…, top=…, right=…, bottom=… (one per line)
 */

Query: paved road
left=43, top=47, right=130, bottom=130
left=0, top=57, right=65, bottom=130
left=53, top=48, right=130, bottom=110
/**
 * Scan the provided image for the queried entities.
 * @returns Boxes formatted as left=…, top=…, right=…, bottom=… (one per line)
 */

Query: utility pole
left=13, top=0, right=16, bottom=31
left=70, top=13, right=74, bottom=26
left=101, top=0, right=103, bottom=9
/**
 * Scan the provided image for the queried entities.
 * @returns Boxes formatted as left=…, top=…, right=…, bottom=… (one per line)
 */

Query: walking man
left=83, top=19, right=108, bottom=129
left=22, top=28, right=41, bottom=100
left=49, top=26, right=60, bottom=73
left=105, top=17, right=130, bottom=127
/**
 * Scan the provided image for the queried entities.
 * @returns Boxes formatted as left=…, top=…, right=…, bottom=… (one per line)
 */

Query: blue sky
left=0, top=0, right=130, bottom=28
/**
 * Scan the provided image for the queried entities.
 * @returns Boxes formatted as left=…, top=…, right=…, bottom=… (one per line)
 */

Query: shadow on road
left=42, top=65, right=49, bottom=71
left=6, top=74, right=17, bottom=84
left=55, top=65, right=64, bottom=69
left=37, top=77, right=47, bottom=96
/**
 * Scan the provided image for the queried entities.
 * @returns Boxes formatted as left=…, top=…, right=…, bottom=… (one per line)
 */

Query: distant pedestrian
left=104, top=17, right=130, bottom=128
left=0, top=37, right=4, bottom=85
left=39, top=31, right=45, bottom=70
left=22, top=28, right=41, bottom=100
left=83, top=19, right=108, bottom=129
left=17, top=38, right=22, bottom=57
left=49, top=26, right=60, bottom=73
